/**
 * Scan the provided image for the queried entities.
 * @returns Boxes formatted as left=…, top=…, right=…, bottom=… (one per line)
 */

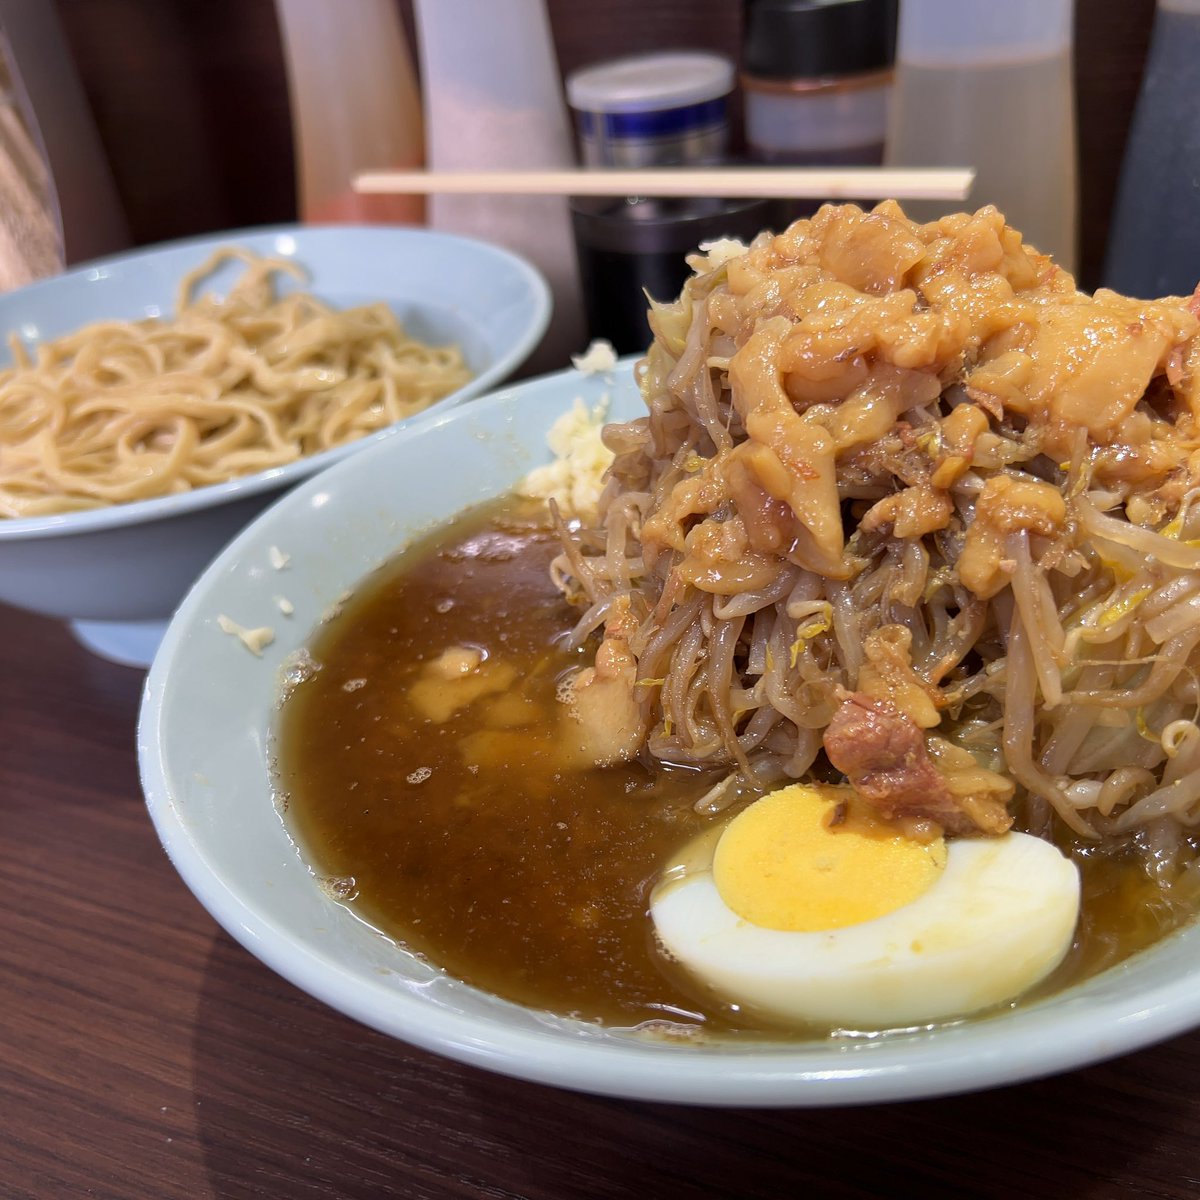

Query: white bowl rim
left=0, top=222, right=551, bottom=541
left=137, top=362, right=1200, bottom=1107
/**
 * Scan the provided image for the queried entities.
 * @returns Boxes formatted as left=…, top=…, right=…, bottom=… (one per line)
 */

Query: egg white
left=650, top=830, right=1081, bottom=1029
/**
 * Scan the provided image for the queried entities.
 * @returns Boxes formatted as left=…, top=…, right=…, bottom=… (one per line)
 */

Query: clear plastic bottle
left=414, top=0, right=583, bottom=371
left=885, top=0, right=1078, bottom=272
left=1104, top=0, right=1200, bottom=298
left=275, top=0, right=425, bottom=225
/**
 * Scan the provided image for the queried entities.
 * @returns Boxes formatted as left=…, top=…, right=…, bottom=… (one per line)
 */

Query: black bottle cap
left=743, top=0, right=899, bottom=80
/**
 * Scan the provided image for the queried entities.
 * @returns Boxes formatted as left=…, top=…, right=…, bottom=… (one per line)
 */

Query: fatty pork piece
left=823, top=692, right=1013, bottom=837
left=560, top=596, right=646, bottom=767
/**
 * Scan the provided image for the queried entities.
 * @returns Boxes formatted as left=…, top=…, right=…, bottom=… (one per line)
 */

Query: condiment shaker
left=566, top=51, right=735, bottom=168
left=741, top=0, right=897, bottom=168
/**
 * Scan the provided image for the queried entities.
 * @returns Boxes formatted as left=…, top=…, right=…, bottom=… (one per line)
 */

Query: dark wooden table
left=5, top=598, right=1200, bottom=1200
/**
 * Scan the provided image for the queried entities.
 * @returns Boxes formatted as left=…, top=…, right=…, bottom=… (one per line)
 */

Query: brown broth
left=276, top=496, right=1199, bottom=1038
left=276, top=497, right=764, bottom=1034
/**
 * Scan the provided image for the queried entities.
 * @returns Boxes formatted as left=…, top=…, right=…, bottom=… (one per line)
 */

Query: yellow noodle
left=0, top=246, right=473, bottom=516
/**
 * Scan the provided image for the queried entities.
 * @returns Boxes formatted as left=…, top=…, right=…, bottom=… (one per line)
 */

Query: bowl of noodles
left=0, top=224, right=550, bottom=665
left=139, top=204, right=1200, bottom=1105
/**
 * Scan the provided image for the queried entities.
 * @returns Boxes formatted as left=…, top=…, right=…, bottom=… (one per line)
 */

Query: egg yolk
left=712, top=784, right=948, bottom=932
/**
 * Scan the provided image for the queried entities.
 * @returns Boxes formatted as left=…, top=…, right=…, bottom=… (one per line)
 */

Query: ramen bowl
left=137, top=360, right=1200, bottom=1106
left=0, top=224, right=550, bottom=666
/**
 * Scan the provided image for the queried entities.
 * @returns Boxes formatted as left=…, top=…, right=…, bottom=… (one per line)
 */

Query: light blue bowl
left=0, top=224, right=550, bottom=664
left=139, top=358, right=1200, bottom=1105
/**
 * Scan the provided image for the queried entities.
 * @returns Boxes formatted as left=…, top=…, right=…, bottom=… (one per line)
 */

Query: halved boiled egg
left=650, top=783, right=1081, bottom=1028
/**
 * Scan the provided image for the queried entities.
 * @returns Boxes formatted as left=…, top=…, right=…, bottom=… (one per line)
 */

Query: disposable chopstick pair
left=353, top=166, right=974, bottom=203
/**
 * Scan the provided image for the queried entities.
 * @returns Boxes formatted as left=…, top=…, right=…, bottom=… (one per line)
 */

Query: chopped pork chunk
left=823, top=692, right=1009, bottom=836
left=559, top=597, right=646, bottom=767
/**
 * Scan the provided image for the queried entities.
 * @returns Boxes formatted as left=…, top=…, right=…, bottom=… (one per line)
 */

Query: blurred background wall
left=54, top=0, right=1155, bottom=291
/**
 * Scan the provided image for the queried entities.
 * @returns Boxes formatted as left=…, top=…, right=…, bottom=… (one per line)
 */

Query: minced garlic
left=216, top=613, right=275, bottom=656
left=517, top=398, right=614, bottom=520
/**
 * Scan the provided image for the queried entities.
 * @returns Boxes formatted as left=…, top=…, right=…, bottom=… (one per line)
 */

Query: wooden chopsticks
left=353, top=166, right=974, bottom=202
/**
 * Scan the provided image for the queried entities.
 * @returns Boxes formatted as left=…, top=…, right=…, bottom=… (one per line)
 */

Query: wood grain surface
left=5, top=597, right=1200, bottom=1199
